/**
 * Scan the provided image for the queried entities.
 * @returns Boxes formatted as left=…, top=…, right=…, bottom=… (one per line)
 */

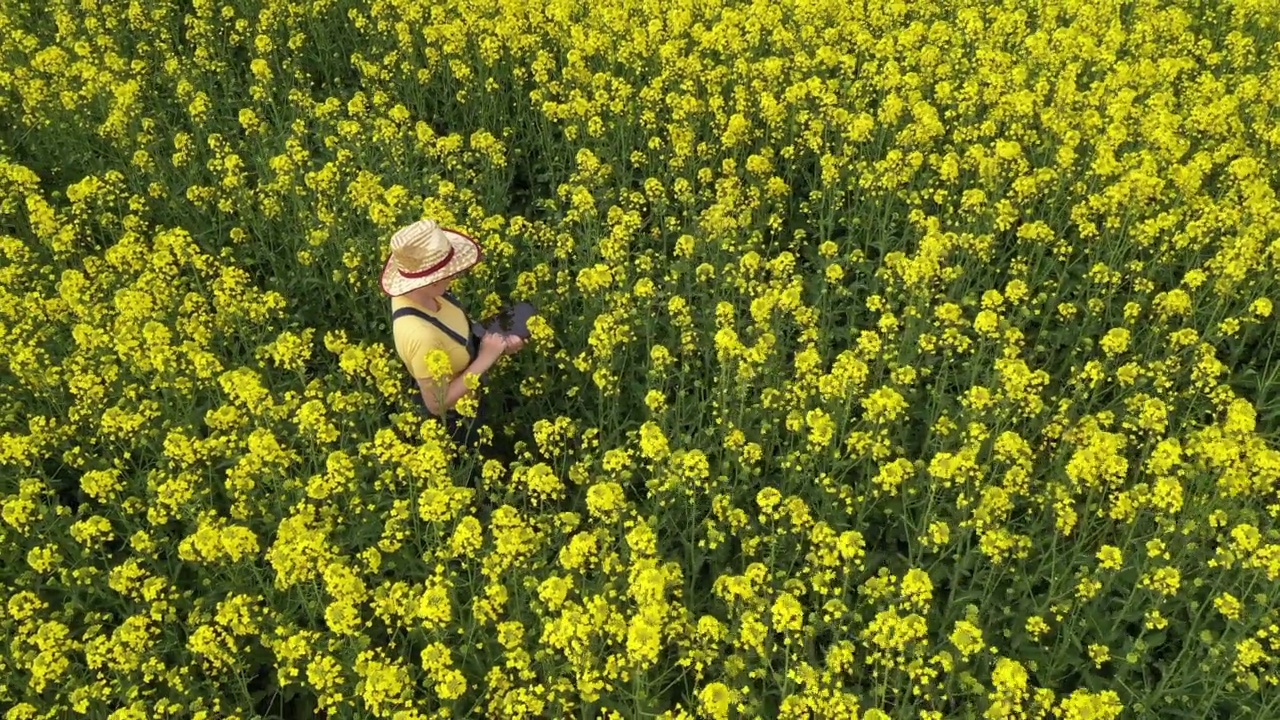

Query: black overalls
left=391, top=292, right=487, bottom=449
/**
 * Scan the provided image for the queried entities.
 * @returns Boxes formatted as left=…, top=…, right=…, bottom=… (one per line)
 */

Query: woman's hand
left=502, top=335, right=525, bottom=354
left=478, top=332, right=507, bottom=363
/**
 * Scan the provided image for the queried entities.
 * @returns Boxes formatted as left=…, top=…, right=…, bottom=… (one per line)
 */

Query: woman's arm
left=417, top=334, right=506, bottom=416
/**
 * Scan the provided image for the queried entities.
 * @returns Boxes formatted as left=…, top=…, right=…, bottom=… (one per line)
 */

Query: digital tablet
left=472, top=301, right=537, bottom=340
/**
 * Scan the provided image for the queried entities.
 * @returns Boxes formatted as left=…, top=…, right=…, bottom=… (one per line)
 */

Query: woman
left=380, top=219, right=524, bottom=449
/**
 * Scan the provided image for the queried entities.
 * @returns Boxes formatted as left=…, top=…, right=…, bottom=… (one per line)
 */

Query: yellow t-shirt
left=391, top=295, right=472, bottom=381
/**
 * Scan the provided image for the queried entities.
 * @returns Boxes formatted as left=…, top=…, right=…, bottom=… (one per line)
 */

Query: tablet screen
left=473, top=302, right=536, bottom=340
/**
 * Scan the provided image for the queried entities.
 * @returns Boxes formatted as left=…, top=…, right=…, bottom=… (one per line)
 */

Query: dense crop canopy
left=2, top=0, right=1280, bottom=718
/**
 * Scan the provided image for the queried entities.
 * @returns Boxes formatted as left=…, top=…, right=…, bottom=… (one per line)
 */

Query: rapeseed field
left=1, top=0, right=1279, bottom=718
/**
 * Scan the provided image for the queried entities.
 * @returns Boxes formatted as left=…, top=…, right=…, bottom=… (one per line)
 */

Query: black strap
left=392, top=307, right=470, bottom=349
left=440, top=293, right=479, bottom=359
left=441, top=292, right=465, bottom=312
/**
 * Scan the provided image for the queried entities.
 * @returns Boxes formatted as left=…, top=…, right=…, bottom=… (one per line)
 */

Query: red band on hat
left=399, top=247, right=455, bottom=278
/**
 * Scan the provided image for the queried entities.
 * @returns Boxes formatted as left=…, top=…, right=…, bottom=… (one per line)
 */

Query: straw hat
left=379, top=219, right=483, bottom=296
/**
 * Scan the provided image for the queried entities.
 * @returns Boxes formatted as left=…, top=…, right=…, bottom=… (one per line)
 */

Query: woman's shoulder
left=391, top=295, right=438, bottom=315
left=390, top=297, right=463, bottom=342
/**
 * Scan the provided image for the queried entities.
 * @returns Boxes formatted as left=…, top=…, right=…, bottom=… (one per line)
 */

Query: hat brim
left=379, top=227, right=483, bottom=297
